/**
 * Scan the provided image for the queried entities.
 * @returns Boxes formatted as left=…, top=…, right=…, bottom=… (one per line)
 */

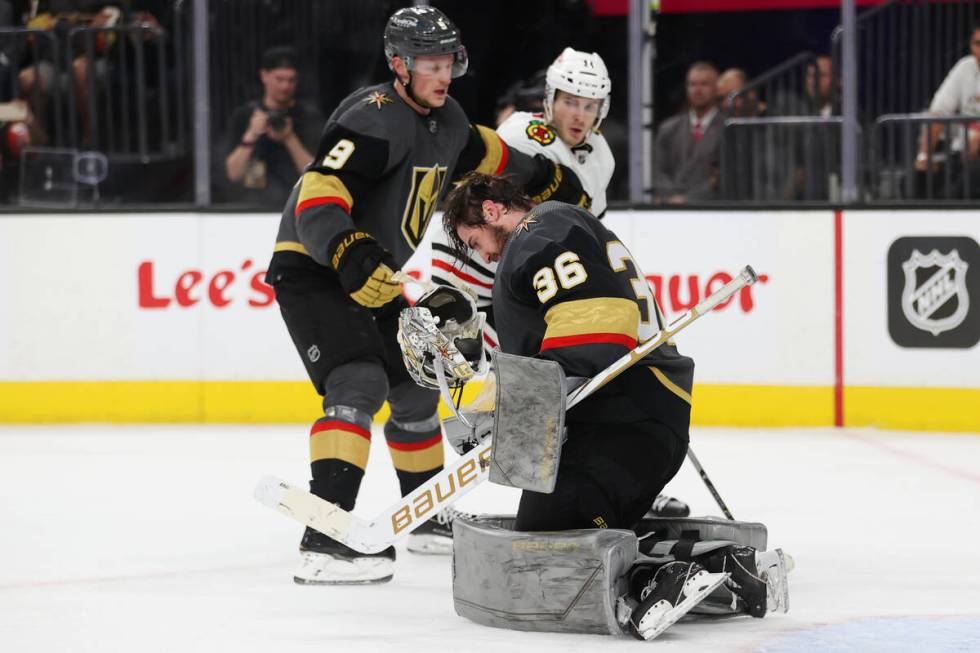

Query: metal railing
left=720, top=117, right=844, bottom=203
left=872, top=113, right=979, bottom=201
left=727, top=51, right=827, bottom=118
left=0, top=22, right=188, bottom=162
left=66, top=23, right=187, bottom=162
left=832, top=0, right=980, bottom=121
left=0, top=28, right=69, bottom=145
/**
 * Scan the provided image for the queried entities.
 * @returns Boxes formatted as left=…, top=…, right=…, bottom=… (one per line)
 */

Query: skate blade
left=640, top=572, right=730, bottom=641
left=406, top=533, right=453, bottom=555
left=293, top=551, right=394, bottom=585
left=762, top=549, right=790, bottom=614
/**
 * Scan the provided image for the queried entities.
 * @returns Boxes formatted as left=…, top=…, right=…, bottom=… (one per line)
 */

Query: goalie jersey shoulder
left=497, top=201, right=612, bottom=292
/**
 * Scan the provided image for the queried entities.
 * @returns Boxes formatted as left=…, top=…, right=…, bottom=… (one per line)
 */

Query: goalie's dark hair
left=442, top=172, right=533, bottom=259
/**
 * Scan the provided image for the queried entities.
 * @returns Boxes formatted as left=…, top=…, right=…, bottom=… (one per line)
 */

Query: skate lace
left=435, top=506, right=476, bottom=526
left=638, top=564, right=669, bottom=601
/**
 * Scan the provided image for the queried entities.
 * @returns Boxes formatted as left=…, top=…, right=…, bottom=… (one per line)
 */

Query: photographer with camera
left=221, top=46, right=323, bottom=208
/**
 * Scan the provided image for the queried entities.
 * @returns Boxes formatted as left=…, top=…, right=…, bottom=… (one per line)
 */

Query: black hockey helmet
left=383, top=6, right=468, bottom=78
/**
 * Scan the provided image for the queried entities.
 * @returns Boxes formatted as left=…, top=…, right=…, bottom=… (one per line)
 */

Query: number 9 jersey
left=493, top=201, right=694, bottom=432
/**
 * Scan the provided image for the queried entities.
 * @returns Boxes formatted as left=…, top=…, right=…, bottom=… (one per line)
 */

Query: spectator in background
left=916, top=22, right=980, bottom=177
left=804, top=55, right=835, bottom=117
left=716, top=67, right=799, bottom=202
left=652, top=61, right=721, bottom=203
left=717, top=68, right=765, bottom=117
left=221, top=46, right=323, bottom=208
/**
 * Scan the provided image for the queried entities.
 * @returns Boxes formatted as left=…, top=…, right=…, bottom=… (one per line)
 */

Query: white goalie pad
left=489, top=351, right=566, bottom=493
left=452, top=516, right=637, bottom=636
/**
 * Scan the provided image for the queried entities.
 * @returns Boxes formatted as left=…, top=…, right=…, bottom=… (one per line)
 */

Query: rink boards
left=0, top=209, right=977, bottom=431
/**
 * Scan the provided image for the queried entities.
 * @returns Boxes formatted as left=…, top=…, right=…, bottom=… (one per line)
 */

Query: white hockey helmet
left=544, top=47, right=612, bottom=129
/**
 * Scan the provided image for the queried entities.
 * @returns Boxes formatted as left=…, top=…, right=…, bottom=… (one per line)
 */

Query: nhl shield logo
left=900, top=249, right=969, bottom=336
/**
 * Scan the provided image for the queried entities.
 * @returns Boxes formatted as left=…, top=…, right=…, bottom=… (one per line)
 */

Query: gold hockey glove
left=329, top=230, right=403, bottom=308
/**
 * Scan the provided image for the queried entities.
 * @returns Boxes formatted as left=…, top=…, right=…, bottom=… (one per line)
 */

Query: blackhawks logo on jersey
left=526, top=120, right=556, bottom=146
left=402, top=164, right=448, bottom=249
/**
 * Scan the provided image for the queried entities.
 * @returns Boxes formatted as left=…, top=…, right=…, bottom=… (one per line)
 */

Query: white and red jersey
left=495, top=111, right=614, bottom=217
left=431, top=112, right=615, bottom=349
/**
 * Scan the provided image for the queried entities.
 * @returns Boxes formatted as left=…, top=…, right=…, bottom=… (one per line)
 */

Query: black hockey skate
left=294, top=527, right=396, bottom=585
left=406, top=507, right=475, bottom=555
left=623, top=561, right=729, bottom=640
left=645, top=494, right=691, bottom=518
left=699, top=544, right=768, bottom=617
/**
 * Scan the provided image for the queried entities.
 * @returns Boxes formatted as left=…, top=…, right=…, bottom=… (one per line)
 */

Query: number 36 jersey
left=493, top=201, right=694, bottom=429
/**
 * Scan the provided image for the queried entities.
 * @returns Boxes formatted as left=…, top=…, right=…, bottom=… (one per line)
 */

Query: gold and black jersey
left=493, top=201, right=695, bottom=429
left=266, top=82, right=547, bottom=285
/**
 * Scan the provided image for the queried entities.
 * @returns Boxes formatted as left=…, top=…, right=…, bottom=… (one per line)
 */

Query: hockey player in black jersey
left=442, top=172, right=694, bottom=533
left=264, top=6, right=591, bottom=585
left=440, top=173, right=784, bottom=634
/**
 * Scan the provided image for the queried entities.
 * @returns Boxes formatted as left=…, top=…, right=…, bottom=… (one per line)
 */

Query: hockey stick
left=686, top=447, right=735, bottom=520
left=255, top=266, right=758, bottom=553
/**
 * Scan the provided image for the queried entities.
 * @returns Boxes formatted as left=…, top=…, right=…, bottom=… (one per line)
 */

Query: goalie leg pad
left=452, top=516, right=636, bottom=636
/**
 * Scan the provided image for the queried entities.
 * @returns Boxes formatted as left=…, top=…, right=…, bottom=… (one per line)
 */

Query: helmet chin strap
left=399, top=71, right=433, bottom=110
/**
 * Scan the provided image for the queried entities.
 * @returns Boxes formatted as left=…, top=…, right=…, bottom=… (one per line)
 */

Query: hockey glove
left=329, top=230, right=402, bottom=308
left=528, top=159, right=592, bottom=210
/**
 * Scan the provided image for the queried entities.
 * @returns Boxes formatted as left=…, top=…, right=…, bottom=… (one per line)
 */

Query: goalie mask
left=397, top=284, right=487, bottom=390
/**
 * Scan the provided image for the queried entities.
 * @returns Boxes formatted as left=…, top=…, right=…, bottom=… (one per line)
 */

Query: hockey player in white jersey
left=433, top=48, right=615, bottom=353
left=431, top=47, right=690, bottom=519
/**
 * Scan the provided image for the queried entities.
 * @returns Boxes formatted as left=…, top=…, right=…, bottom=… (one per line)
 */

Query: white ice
left=1, top=424, right=978, bottom=652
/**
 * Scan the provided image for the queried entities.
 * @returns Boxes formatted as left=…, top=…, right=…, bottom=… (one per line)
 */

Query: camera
left=266, top=109, right=288, bottom=131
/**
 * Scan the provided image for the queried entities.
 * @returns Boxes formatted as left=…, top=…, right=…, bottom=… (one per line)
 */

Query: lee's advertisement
left=0, top=210, right=977, bottom=430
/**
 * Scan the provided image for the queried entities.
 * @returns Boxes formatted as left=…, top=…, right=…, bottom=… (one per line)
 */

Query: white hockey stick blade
left=255, top=475, right=369, bottom=550
left=637, top=571, right=730, bottom=641
left=758, top=548, right=790, bottom=614
left=254, top=440, right=493, bottom=554
left=255, top=265, right=758, bottom=553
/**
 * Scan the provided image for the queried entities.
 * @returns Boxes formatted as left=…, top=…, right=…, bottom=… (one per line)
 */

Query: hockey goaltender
left=393, top=172, right=792, bottom=641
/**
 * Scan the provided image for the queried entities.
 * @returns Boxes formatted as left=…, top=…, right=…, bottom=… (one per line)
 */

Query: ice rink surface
left=1, top=424, right=978, bottom=652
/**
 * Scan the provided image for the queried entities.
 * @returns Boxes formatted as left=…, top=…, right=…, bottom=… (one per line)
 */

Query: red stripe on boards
left=834, top=209, right=844, bottom=428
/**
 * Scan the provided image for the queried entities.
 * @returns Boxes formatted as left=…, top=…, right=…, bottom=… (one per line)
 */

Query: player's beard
left=489, top=224, right=511, bottom=262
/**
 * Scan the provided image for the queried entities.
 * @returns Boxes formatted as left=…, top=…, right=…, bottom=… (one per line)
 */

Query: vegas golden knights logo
left=401, top=165, right=448, bottom=249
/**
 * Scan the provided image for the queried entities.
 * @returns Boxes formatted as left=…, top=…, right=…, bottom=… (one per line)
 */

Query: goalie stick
left=255, top=266, right=758, bottom=553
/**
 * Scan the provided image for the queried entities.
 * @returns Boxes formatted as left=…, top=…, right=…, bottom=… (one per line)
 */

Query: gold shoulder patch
left=526, top=120, right=556, bottom=146
left=364, top=91, right=393, bottom=110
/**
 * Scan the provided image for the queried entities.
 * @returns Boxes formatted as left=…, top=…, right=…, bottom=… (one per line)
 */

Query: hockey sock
left=309, top=415, right=371, bottom=511
left=384, top=414, right=444, bottom=497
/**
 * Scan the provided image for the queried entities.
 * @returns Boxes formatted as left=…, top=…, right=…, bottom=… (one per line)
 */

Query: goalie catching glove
left=397, top=284, right=487, bottom=390
left=329, top=230, right=402, bottom=308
